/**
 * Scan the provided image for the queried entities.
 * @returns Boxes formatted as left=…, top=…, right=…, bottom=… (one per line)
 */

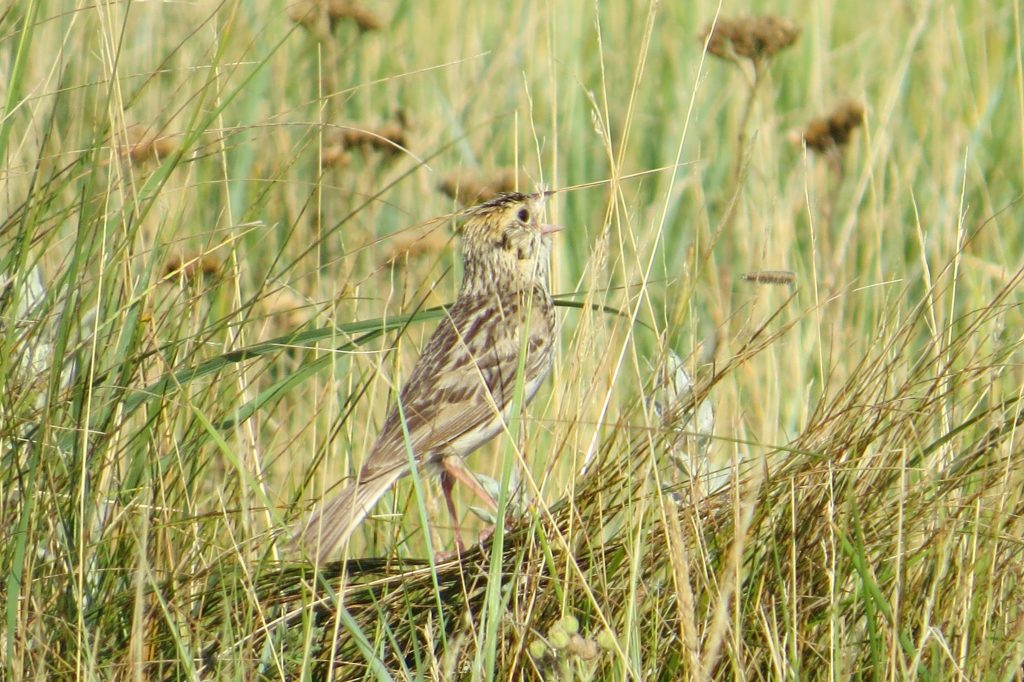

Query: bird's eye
left=517, top=208, right=530, bottom=223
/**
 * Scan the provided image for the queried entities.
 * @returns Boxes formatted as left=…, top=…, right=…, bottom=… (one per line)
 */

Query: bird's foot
left=433, top=534, right=465, bottom=563
left=477, top=525, right=495, bottom=545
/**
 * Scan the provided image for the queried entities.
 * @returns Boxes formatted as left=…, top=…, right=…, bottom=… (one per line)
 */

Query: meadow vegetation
left=1, top=0, right=1022, bottom=678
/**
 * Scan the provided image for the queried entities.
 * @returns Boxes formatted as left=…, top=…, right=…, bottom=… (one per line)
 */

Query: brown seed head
left=800, top=101, right=865, bottom=153
left=701, top=15, right=801, bottom=63
left=163, top=252, right=223, bottom=282
left=741, top=270, right=796, bottom=286
left=260, top=288, right=310, bottom=330
left=326, top=120, right=407, bottom=159
left=567, top=634, right=600, bottom=661
left=343, top=122, right=406, bottom=153
left=288, top=0, right=382, bottom=31
left=320, top=144, right=351, bottom=168
left=329, top=0, right=382, bottom=30
left=437, top=168, right=517, bottom=206
left=381, top=229, right=449, bottom=266
left=124, top=125, right=178, bottom=164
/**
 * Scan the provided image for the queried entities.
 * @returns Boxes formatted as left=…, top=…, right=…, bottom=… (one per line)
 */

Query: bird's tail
left=294, top=467, right=405, bottom=563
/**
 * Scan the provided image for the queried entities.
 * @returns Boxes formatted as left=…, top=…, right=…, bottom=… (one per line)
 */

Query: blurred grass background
left=2, top=0, right=1023, bottom=678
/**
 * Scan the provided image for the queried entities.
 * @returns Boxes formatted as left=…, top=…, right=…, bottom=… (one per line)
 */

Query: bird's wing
left=361, top=292, right=552, bottom=479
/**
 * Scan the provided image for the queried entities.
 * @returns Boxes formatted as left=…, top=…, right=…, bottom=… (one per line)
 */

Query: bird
left=296, top=191, right=559, bottom=562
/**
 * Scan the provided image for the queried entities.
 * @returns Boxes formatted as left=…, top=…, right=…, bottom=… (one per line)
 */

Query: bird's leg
left=435, top=456, right=512, bottom=562
left=439, top=468, right=465, bottom=555
left=440, top=455, right=498, bottom=510
left=439, top=456, right=503, bottom=550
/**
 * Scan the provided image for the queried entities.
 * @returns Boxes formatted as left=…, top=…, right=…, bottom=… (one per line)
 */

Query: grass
left=2, top=0, right=1023, bottom=679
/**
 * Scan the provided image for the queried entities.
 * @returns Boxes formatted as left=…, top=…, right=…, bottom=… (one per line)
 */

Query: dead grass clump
left=90, top=311, right=783, bottom=678
left=287, top=0, right=383, bottom=31
left=75, top=264, right=1024, bottom=678
left=437, top=168, right=517, bottom=206
left=701, top=15, right=801, bottom=64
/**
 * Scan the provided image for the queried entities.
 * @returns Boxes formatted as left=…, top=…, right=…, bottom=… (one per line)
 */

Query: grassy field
left=2, top=0, right=1023, bottom=678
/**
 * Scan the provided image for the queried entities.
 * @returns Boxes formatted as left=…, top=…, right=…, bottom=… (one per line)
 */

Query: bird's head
left=457, top=191, right=559, bottom=295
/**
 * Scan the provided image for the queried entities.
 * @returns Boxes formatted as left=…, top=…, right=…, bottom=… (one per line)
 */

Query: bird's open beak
left=531, top=191, right=561, bottom=235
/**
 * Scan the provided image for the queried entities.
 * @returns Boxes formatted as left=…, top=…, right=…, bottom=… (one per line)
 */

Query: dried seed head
left=701, top=15, right=801, bottom=63
left=320, top=144, right=351, bottom=168
left=326, top=120, right=408, bottom=158
left=288, top=0, right=382, bottom=31
left=260, top=288, right=310, bottom=329
left=163, top=252, right=223, bottom=282
left=381, top=230, right=449, bottom=266
left=437, top=168, right=517, bottom=206
left=344, top=122, right=406, bottom=152
left=741, top=269, right=796, bottom=286
left=286, top=1, right=313, bottom=25
left=123, top=125, right=178, bottom=164
left=567, top=634, right=599, bottom=661
left=799, top=101, right=865, bottom=153
left=326, top=0, right=382, bottom=30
